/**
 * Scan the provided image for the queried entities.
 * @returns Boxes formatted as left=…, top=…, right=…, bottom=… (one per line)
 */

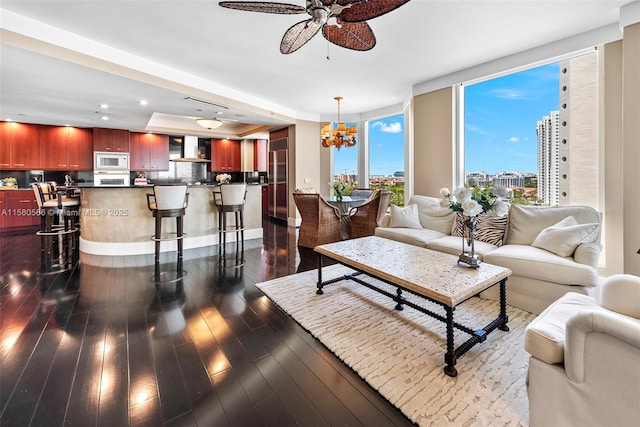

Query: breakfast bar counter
left=78, top=184, right=263, bottom=256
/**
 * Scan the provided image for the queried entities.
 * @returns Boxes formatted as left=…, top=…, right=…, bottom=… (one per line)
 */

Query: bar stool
left=213, top=183, right=246, bottom=265
left=146, top=184, right=189, bottom=282
left=32, top=182, right=80, bottom=274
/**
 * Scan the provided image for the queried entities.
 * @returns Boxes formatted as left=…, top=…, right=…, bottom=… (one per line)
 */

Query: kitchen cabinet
left=93, top=128, right=130, bottom=152
left=130, top=132, right=169, bottom=171
left=68, top=127, right=93, bottom=170
left=1, top=190, right=39, bottom=229
left=41, top=126, right=93, bottom=170
left=210, top=138, right=241, bottom=172
left=0, top=122, right=41, bottom=169
left=254, top=139, right=268, bottom=172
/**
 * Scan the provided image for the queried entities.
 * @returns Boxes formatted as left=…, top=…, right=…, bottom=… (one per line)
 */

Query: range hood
left=171, top=135, right=210, bottom=163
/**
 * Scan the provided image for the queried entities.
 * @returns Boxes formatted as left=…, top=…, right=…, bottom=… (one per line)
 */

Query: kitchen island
left=78, top=184, right=263, bottom=257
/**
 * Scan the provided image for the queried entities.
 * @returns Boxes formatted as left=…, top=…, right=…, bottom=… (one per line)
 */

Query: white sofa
left=524, top=274, right=640, bottom=426
left=375, top=195, right=602, bottom=314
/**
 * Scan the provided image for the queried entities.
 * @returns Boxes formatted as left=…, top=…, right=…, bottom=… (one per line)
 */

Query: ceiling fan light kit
left=322, top=96, right=356, bottom=150
left=219, top=0, right=410, bottom=54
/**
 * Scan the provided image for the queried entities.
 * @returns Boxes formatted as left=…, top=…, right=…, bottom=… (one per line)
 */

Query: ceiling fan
left=219, top=0, right=410, bottom=54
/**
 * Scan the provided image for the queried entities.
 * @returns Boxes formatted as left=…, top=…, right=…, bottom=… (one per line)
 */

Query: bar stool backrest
left=153, top=185, right=188, bottom=210
left=218, top=183, right=247, bottom=206
left=31, top=182, right=49, bottom=208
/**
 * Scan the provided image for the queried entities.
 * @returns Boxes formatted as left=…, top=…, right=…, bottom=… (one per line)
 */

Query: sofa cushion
left=374, top=226, right=446, bottom=248
left=505, top=204, right=601, bottom=245
left=426, top=235, right=498, bottom=260
left=483, top=244, right=600, bottom=287
left=452, top=212, right=508, bottom=246
left=525, top=292, right=600, bottom=364
left=407, top=195, right=455, bottom=234
left=531, top=216, right=600, bottom=257
left=389, top=204, right=422, bottom=229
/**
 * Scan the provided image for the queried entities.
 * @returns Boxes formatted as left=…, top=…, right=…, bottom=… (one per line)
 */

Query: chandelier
left=321, top=97, right=357, bottom=150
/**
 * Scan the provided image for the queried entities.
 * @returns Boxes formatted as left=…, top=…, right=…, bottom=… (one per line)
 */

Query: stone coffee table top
left=315, top=236, right=512, bottom=306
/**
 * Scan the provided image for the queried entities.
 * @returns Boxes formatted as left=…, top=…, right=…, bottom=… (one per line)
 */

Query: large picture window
left=368, top=113, right=404, bottom=206
left=463, top=51, right=598, bottom=208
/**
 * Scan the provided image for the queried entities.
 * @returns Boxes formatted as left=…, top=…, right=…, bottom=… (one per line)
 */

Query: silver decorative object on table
left=458, top=215, right=480, bottom=268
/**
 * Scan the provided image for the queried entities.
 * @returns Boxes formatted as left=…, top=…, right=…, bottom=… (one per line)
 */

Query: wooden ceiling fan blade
left=280, top=19, right=322, bottom=54
left=219, top=1, right=306, bottom=14
left=338, top=0, right=410, bottom=23
left=322, top=20, right=376, bottom=51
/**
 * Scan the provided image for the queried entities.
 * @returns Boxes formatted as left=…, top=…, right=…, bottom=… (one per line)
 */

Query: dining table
left=325, top=195, right=368, bottom=239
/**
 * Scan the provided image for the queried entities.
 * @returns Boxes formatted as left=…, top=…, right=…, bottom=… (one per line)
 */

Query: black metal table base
left=316, top=254, right=509, bottom=377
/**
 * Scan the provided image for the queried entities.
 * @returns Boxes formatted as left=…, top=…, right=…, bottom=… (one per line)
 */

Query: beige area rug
left=256, top=264, right=536, bottom=426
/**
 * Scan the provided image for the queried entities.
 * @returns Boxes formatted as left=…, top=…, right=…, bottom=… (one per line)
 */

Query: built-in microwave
left=94, top=171, right=130, bottom=187
left=94, top=151, right=130, bottom=171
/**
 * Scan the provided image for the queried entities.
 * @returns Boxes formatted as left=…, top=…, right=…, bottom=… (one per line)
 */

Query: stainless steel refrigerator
left=268, top=138, right=288, bottom=221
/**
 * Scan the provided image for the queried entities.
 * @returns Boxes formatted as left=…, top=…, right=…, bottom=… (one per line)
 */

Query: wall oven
left=94, top=152, right=130, bottom=171
left=94, top=171, right=130, bottom=187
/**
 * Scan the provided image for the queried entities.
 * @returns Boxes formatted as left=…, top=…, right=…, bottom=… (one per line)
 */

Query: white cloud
left=491, top=88, right=526, bottom=100
left=372, top=121, right=402, bottom=133
left=508, top=137, right=520, bottom=142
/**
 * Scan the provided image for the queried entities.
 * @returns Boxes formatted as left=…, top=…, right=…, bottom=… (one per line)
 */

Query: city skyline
left=465, top=62, right=560, bottom=175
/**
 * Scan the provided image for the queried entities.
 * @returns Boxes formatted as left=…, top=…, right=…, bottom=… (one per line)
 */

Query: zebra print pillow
left=452, top=212, right=508, bottom=246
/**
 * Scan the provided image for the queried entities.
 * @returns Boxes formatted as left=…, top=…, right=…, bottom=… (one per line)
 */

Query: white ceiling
left=0, top=0, right=632, bottom=138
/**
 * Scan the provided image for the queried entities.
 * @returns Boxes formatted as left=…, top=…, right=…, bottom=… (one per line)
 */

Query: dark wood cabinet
left=130, top=132, right=169, bottom=171
left=210, top=138, right=241, bottom=172
left=41, top=126, right=93, bottom=170
left=254, top=139, right=268, bottom=172
left=1, top=190, right=39, bottom=229
left=93, top=128, right=130, bottom=152
left=68, top=127, right=93, bottom=170
left=0, top=122, right=13, bottom=168
left=0, top=122, right=41, bottom=169
left=41, top=125, right=70, bottom=169
left=11, top=123, right=41, bottom=169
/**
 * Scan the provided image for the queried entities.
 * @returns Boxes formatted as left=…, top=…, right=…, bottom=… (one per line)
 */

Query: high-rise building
left=558, top=53, right=599, bottom=207
left=537, top=110, right=560, bottom=205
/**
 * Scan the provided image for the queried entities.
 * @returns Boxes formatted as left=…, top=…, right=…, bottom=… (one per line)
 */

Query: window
left=368, top=113, right=404, bottom=206
left=462, top=52, right=598, bottom=208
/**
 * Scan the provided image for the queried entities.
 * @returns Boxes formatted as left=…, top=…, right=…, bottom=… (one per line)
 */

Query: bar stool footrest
left=150, top=232, right=187, bottom=242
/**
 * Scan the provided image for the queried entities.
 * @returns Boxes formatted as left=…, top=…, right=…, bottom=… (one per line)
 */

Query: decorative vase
left=336, top=193, right=343, bottom=202
left=221, top=178, right=230, bottom=184
left=458, top=215, right=480, bottom=268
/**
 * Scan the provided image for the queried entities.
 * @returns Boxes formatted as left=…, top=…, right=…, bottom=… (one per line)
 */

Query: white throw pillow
left=389, top=204, right=423, bottom=229
left=532, top=216, right=600, bottom=257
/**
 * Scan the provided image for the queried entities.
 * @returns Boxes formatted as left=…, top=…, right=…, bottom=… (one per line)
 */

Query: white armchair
left=524, top=274, right=640, bottom=426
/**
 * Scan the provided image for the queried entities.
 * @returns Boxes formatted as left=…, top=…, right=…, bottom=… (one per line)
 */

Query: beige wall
left=602, top=40, right=624, bottom=276
left=288, top=120, right=323, bottom=223
left=622, top=23, right=640, bottom=275
left=412, top=87, right=454, bottom=196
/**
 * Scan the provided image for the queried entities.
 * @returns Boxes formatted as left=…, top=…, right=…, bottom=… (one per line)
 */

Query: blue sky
left=465, top=63, right=559, bottom=174
left=334, top=62, right=559, bottom=177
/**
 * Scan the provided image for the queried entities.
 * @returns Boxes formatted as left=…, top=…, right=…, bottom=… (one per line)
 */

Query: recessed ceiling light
left=138, top=100, right=148, bottom=106
left=101, top=116, right=109, bottom=121
left=100, top=104, right=108, bottom=109
left=4, top=119, right=13, bottom=122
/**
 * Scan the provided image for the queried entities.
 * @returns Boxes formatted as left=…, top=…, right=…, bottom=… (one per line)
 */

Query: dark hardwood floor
left=0, top=218, right=413, bottom=426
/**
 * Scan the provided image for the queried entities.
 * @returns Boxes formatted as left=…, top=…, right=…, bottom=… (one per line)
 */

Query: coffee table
left=314, top=236, right=512, bottom=377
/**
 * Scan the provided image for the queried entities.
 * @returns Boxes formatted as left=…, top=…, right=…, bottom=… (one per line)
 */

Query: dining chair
left=292, top=192, right=342, bottom=248
left=348, top=190, right=393, bottom=239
